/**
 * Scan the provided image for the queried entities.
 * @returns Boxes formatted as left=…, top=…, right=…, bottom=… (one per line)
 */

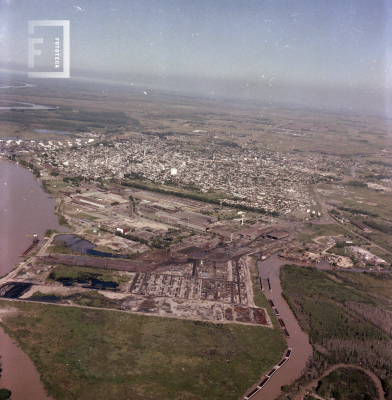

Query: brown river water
left=0, top=327, right=52, bottom=400
left=0, top=160, right=362, bottom=399
left=0, top=159, right=63, bottom=276
left=0, top=159, right=61, bottom=399
left=249, top=252, right=315, bottom=400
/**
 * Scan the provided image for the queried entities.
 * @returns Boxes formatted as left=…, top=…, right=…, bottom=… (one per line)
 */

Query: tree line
left=120, top=179, right=278, bottom=215
left=363, top=219, right=392, bottom=234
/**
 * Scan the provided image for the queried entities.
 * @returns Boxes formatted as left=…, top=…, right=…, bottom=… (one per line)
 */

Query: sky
left=1, top=0, right=392, bottom=114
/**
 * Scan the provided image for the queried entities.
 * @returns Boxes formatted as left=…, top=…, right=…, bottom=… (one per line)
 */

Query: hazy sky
left=1, top=0, right=392, bottom=113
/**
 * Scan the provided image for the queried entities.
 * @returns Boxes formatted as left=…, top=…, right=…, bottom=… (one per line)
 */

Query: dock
left=20, top=236, right=39, bottom=257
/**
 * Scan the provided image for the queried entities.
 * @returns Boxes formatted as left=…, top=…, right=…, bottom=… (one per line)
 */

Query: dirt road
left=295, top=364, right=386, bottom=400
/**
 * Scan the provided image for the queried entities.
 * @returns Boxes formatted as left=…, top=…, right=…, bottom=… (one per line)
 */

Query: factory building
left=72, top=196, right=107, bottom=209
left=155, top=210, right=217, bottom=232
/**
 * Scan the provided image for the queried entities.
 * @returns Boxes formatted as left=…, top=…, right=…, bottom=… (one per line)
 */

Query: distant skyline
left=1, top=0, right=392, bottom=114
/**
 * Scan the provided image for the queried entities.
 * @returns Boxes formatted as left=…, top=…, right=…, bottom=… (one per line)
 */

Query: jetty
left=20, top=236, right=39, bottom=257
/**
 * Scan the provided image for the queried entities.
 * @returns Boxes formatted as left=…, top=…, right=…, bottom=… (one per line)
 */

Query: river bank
left=0, top=159, right=64, bottom=276
left=0, top=324, right=52, bottom=400
left=243, top=252, right=313, bottom=400
left=0, top=160, right=61, bottom=399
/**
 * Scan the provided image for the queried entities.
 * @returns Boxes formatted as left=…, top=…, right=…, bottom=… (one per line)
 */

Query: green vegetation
left=92, top=244, right=118, bottom=253
left=367, top=247, right=392, bottom=266
left=280, top=265, right=392, bottom=399
left=345, top=180, right=368, bottom=188
left=63, top=175, right=85, bottom=186
left=47, top=265, right=130, bottom=285
left=0, top=364, right=11, bottom=399
left=336, top=206, right=378, bottom=218
left=249, top=260, right=281, bottom=332
left=29, top=290, right=121, bottom=309
left=58, top=215, right=72, bottom=228
left=115, top=230, right=149, bottom=245
left=18, top=158, right=41, bottom=178
left=363, top=219, right=392, bottom=234
left=48, top=242, right=76, bottom=255
left=64, top=211, right=99, bottom=221
left=298, top=223, right=355, bottom=243
left=362, top=230, right=392, bottom=254
left=326, top=245, right=358, bottom=265
left=45, top=229, right=58, bottom=237
left=67, top=291, right=121, bottom=308
left=0, top=300, right=286, bottom=400
left=0, top=109, right=136, bottom=133
left=120, top=179, right=277, bottom=215
left=315, top=367, right=378, bottom=400
left=0, top=389, right=11, bottom=400
left=368, top=160, right=392, bottom=167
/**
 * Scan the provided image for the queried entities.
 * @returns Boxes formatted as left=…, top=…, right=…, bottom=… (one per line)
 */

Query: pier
left=20, top=236, right=39, bottom=257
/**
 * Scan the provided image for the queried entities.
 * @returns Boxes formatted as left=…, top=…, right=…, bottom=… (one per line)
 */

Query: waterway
left=251, top=252, right=314, bottom=400
left=0, top=326, right=52, bottom=399
left=0, top=159, right=63, bottom=399
left=0, top=159, right=64, bottom=276
left=251, top=252, right=388, bottom=400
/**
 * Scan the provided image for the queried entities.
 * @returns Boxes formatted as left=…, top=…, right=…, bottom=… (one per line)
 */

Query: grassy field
left=47, top=265, right=131, bottom=285
left=47, top=243, right=76, bottom=255
left=92, top=244, right=120, bottom=253
left=297, top=223, right=355, bottom=243
left=0, top=300, right=286, bottom=400
left=367, top=246, right=392, bottom=266
left=29, top=290, right=121, bottom=309
left=362, top=230, right=392, bottom=254
left=318, top=183, right=392, bottom=226
left=42, top=180, right=71, bottom=195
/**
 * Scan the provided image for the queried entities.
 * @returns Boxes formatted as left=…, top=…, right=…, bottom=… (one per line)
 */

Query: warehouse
left=72, top=196, right=107, bottom=209
left=155, top=210, right=217, bottom=232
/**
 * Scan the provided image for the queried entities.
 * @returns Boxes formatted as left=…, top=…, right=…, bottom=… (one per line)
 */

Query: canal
left=249, top=252, right=314, bottom=400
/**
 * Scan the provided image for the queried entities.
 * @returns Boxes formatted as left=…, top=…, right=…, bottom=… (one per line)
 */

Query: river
left=0, top=326, right=52, bottom=400
left=0, top=159, right=62, bottom=399
left=0, top=159, right=63, bottom=276
left=249, top=252, right=314, bottom=400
